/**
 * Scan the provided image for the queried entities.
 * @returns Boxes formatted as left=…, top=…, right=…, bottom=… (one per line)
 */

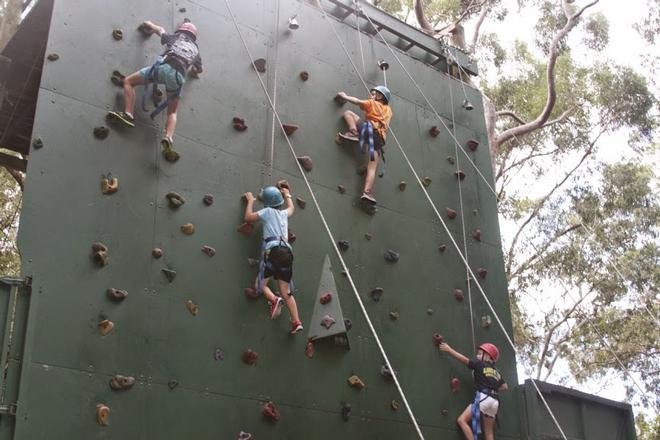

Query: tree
left=371, top=0, right=659, bottom=412
left=0, top=165, right=20, bottom=277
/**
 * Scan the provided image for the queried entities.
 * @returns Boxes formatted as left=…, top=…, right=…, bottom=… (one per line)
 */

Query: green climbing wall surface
left=14, top=0, right=520, bottom=438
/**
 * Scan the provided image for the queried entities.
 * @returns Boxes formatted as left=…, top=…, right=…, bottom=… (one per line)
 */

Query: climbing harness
left=256, top=237, right=294, bottom=295
left=359, top=121, right=386, bottom=177
left=141, top=56, right=183, bottom=119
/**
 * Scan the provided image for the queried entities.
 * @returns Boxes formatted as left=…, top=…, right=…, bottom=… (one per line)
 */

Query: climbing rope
left=224, top=1, right=425, bottom=438
left=269, top=0, right=282, bottom=177
left=320, top=1, right=569, bottom=438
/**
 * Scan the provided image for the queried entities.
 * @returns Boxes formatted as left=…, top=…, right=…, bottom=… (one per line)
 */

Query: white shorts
left=477, top=392, right=499, bottom=418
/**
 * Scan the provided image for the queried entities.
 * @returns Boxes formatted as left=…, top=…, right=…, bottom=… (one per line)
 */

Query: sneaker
left=107, top=111, right=135, bottom=127
left=338, top=130, right=359, bottom=142
left=161, top=137, right=180, bottom=162
left=269, top=297, right=284, bottom=320
left=360, top=191, right=377, bottom=205
left=290, top=320, right=304, bottom=335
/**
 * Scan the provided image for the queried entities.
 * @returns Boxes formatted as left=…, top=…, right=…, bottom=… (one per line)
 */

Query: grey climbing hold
left=109, top=374, right=135, bottom=391
left=165, top=192, right=185, bottom=209
left=247, top=258, right=259, bottom=267
left=110, top=70, right=125, bottom=87
left=337, top=184, right=346, bottom=194
left=370, top=287, right=384, bottom=302
left=337, top=240, right=349, bottom=252
left=297, top=155, right=313, bottom=172
left=389, top=311, right=399, bottom=320
left=214, top=348, right=224, bottom=361
left=178, top=7, right=186, bottom=12
left=364, top=233, right=373, bottom=240
left=91, top=242, right=109, bottom=267
left=47, top=53, right=59, bottom=61
left=162, top=268, right=177, bottom=283
left=427, top=308, right=434, bottom=315
left=473, top=229, right=481, bottom=241
left=203, top=194, right=214, bottom=206
left=344, top=319, right=352, bottom=330
left=321, top=314, right=336, bottom=329
left=383, top=250, right=400, bottom=263
left=32, top=138, right=43, bottom=149
left=380, top=364, right=395, bottom=379
left=112, top=29, right=123, bottom=40
left=398, top=181, right=407, bottom=191
left=481, top=315, right=492, bottom=328
left=152, top=248, right=163, bottom=258
left=93, top=126, right=109, bottom=139
left=238, top=432, right=252, bottom=440
left=478, top=267, right=488, bottom=278
left=168, top=380, right=179, bottom=390
left=438, top=244, right=447, bottom=253
left=391, top=400, right=400, bottom=411
left=202, top=245, right=216, bottom=257
left=422, top=176, right=432, bottom=187
left=447, top=156, right=455, bottom=164
left=341, top=402, right=352, bottom=421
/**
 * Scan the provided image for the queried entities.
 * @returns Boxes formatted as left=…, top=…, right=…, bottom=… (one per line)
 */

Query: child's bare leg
left=257, top=276, right=277, bottom=303
left=482, top=415, right=495, bottom=440
left=277, top=279, right=300, bottom=323
left=164, top=95, right=179, bottom=139
left=456, top=405, right=474, bottom=440
left=342, top=110, right=360, bottom=133
left=123, top=72, right=145, bottom=115
left=363, top=150, right=380, bottom=193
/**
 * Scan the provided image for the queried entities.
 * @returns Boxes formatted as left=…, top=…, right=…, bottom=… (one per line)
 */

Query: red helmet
left=177, top=22, right=198, bottom=40
left=479, top=343, right=499, bottom=362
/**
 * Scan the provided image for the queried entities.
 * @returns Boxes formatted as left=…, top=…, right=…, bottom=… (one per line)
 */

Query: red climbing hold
left=370, top=287, right=384, bottom=302
left=297, top=156, right=313, bottom=172
left=398, top=180, right=407, bottom=191
left=262, top=401, right=280, bottom=422
left=305, top=340, right=315, bottom=359
left=450, top=377, right=461, bottom=393
left=232, top=117, right=247, bottom=131
left=473, top=229, right=481, bottom=241
left=237, top=222, right=254, bottom=235
left=296, top=197, right=306, bottom=209
left=252, top=58, right=267, bottom=73
left=282, top=124, right=299, bottom=136
left=203, top=194, right=214, bottom=206
left=429, top=126, right=440, bottom=137
left=299, top=71, right=309, bottom=81
left=288, top=228, right=296, bottom=243
left=478, top=268, right=488, bottom=278
left=202, top=245, right=216, bottom=257
left=454, top=170, right=466, bottom=180
left=107, top=288, right=128, bottom=302
left=466, top=139, right=479, bottom=151
left=112, top=29, right=123, bottom=41
left=438, top=244, right=447, bottom=253
left=320, top=292, right=332, bottom=304
left=446, top=208, right=457, bottom=219
left=244, top=287, right=260, bottom=299
left=242, top=349, right=258, bottom=366
left=432, top=333, right=444, bottom=346
left=454, top=288, right=464, bottom=301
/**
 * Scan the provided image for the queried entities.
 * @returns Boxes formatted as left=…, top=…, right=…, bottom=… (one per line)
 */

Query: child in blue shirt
left=244, top=186, right=303, bottom=334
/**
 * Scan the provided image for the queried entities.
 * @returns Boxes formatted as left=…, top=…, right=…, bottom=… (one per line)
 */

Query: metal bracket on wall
left=0, top=402, right=17, bottom=416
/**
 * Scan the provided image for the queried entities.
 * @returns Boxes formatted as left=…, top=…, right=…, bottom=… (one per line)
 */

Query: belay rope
left=141, top=56, right=183, bottom=119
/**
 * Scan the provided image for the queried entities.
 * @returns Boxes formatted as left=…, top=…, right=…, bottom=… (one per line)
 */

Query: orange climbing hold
left=91, top=242, right=109, bottom=267
left=101, top=175, right=118, bottom=194
left=347, top=375, right=365, bottom=390
left=185, top=300, right=199, bottom=316
left=99, top=319, right=114, bottom=336
left=180, top=223, right=195, bottom=235
left=96, top=403, right=110, bottom=426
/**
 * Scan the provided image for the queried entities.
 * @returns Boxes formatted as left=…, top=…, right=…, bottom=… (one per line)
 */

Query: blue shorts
left=139, top=63, right=185, bottom=93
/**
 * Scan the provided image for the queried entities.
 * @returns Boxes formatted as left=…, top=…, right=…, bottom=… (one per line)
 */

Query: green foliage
left=534, top=0, right=568, bottom=54
left=636, top=413, right=660, bottom=440
left=583, top=12, right=609, bottom=51
left=0, top=167, right=20, bottom=277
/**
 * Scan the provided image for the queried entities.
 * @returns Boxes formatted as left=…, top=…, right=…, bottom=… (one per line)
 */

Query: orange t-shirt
left=359, top=99, right=392, bottom=140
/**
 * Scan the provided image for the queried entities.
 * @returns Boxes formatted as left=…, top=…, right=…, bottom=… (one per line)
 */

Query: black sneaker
left=107, top=111, right=135, bottom=127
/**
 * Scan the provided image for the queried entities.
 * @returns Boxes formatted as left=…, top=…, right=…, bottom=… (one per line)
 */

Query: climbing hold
left=180, top=223, right=195, bottom=235
left=320, top=292, right=332, bottom=305
left=137, top=22, right=155, bottom=36
left=96, top=404, right=110, bottom=426
left=381, top=364, right=395, bottom=379
left=364, top=233, right=373, bottom=240
left=247, top=258, right=259, bottom=267
left=297, top=155, right=313, bottom=172
left=337, top=184, right=346, bottom=194
left=242, top=349, right=258, bottom=366
left=252, top=58, right=267, bottom=73
left=152, top=248, right=163, bottom=259
left=109, top=375, right=135, bottom=391
left=432, top=333, right=444, bottom=346
left=447, top=156, right=455, bottom=164
left=356, top=165, right=367, bottom=176
left=453, top=288, right=464, bottom=301
left=99, top=319, right=114, bottom=336
left=47, top=53, right=59, bottom=61
left=262, top=401, right=280, bottom=422
left=334, top=93, right=347, bottom=105
left=347, top=375, right=365, bottom=390
left=466, top=139, right=479, bottom=151
left=238, top=431, right=252, bottom=440
left=93, top=126, right=109, bottom=139
left=288, top=228, right=297, bottom=243
left=282, top=124, right=299, bottom=136
left=299, top=71, right=309, bottom=81
left=341, top=402, right=352, bottom=421
left=296, top=197, right=306, bottom=209
left=161, top=268, right=177, bottom=283
left=305, top=340, right=314, bottom=359
left=32, top=138, right=43, bottom=149
left=214, top=348, right=224, bottom=361
left=244, top=287, right=259, bottom=299
left=202, top=245, right=216, bottom=257
left=429, top=126, right=440, bottom=137
left=165, top=192, right=185, bottom=209
left=111, top=29, right=123, bottom=40
left=91, top=242, right=109, bottom=267
left=450, top=377, right=461, bottom=393
left=481, top=315, right=492, bottom=328
left=427, top=308, right=434, bottom=315
left=203, top=194, right=214, bottom=206
left=100, top=174, right=118, bottom=195
left=389, top=311, right=399, bottom=320
left=383, top=250, right=400, bottom=263
left=185, top=300, right=199, bottom=316
left=370, top=287, right=384, bottom=302
left=472, top=229, right=481, bottom=241
left=337, top=240, right=349, bottom=251
left=454, top=170, right=466, bottom=180
left=236, top=222, right=254, bottom=235
left=110, top=70, right=125, bottom=87
left=178, top=7, right=186, bottom=12
left=441, top=408, right=449, bottom=416
left=232, top=116, right=247, bottom=131
left=276, top=179, right=290, bottom=191
left=422, top=176, right=432, bottom=187
left=165, top=380, right=178, bottom=390
left=478, top=267, right=488, bottom=278
left=438, top=244, right=447, bottom=253
left=321, top=314, right=336, bottom=329
left=391, top=400, right=400, bottom=411
left=106, top=288, right=128, bottom=302
left=398, top=180, right=407, bottom=191
left=344, top=319, right=352, bottom=330
left=446, top=208, right=457, bottom=219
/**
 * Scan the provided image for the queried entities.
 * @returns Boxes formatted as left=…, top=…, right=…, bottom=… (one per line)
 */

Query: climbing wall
left=13, top=0, right=519, bottom=438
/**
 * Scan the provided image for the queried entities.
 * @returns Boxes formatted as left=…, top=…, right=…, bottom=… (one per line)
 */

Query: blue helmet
left=371, top=85, right=391, bottom=104
left=261, top=186, right=284, bottom=207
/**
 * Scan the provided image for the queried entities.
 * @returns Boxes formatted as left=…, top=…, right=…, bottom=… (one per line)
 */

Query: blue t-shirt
left=257, top=207, right=290, bottom=250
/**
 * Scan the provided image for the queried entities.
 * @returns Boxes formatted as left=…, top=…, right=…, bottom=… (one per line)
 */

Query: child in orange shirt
left=336, top=86, right=392, bottom=205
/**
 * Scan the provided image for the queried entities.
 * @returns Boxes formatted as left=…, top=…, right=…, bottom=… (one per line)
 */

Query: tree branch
left=469, top=2, right=490, bottom=52
left=496, top=110, right=527, bottom=125
left=412, top=0, right=436, bottom=34
left=4, top=166, right=24, bottom=191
